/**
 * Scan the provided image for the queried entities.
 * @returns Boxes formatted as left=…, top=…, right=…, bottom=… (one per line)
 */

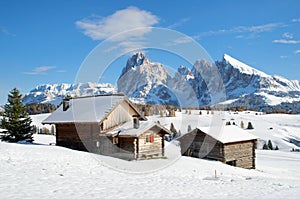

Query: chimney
left=133, top=116, right=139, bottom=129
left=63, top=99, right=70, bottom=111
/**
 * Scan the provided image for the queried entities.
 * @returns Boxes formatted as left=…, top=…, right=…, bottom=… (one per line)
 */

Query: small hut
left=178, top=125, right=258, bottom=169
left=99, top=121, right=170, bottom=160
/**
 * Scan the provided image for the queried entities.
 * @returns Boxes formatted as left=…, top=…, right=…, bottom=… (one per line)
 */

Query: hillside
left=0, top=132, right=299, bottom=198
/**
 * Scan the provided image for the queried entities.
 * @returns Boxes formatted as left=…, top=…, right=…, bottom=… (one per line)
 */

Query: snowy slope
left=0, top=131, right=299, bottom=198
left=22, top=82, right=116, bottom=105
left=1, top=111, right=300, bottom=198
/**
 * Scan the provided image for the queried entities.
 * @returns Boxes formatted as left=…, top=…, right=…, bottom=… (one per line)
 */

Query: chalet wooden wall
left=224, top=141, right=256, bottom=169
left=137, top=130, right=163, bottom=159
left=56, top=123, right=99, bottom=152
left=102, top=101, right=137, bottom=130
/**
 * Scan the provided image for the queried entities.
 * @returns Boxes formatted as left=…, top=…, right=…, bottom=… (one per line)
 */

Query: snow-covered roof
left=42, top=94, right=143, bottom=124
left=104, top=121, right=171, bottom=137
left=196, top=125, right=258, bottom=144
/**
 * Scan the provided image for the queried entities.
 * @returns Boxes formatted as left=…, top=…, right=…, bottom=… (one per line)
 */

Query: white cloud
left=292, top=18, right=300, bottom=22
left=294, top=50, right=300, bottom=54
left=196, top=23, right=283, bottom=39
left=280, top=55, right=288, bottom=59
left=173, top=36, right=194, bottom=44
left=272, top=39, right=300, bottom=44
left=282, top=32, right=293, bottom=39
left=75, top=6, right=159, bottom=41
left=56, top=70, right=66, bottom=73
left=23, top=66, right=56, bottom=75
left=1, top=26, right=15, bottom=36
left=167, top=18, right=190, bottom=29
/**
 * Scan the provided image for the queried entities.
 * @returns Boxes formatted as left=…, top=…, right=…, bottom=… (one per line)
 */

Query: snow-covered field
left=0, top=111, right=300, bottom=198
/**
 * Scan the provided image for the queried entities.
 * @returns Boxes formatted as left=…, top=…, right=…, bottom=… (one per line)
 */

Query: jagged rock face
left=21, top=82, right=116, bottom=105
left=118, top=52, right=173, bottom=104
left=118, top=52, right=300, bottom=112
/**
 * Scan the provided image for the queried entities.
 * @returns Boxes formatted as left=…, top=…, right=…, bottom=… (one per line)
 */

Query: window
left=146, top=134, right=155, bottom=143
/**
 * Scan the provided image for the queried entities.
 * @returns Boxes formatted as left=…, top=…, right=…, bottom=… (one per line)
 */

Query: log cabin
left=42, top=94, right=170, bottom=160
left=178, top=125, right=258, bottom=169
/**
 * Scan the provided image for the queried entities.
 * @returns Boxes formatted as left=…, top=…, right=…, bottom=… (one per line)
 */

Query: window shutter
left=150, top=134, right=154, bottom=143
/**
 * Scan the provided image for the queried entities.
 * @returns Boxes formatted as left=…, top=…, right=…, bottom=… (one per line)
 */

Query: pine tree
left=247, top=122, right=254, bottom=129
left=170, top=122, right=177, bottom=133
left=0, top=88, right=34, bottom=143
left=177, top=130, right=181, bottom=137
left=262, top=143, right=269, bottom=150
left=267, top=140, right=273, bottom=150
left=187, top=124, right=192, bottom=132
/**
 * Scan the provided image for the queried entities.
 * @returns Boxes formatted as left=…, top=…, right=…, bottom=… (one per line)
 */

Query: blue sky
left=1, top=0, right=300, bottom=104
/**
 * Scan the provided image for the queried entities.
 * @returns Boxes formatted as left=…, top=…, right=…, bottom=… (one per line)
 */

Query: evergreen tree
left=247, top=122, right=254, bottom=129
left=262, top=143, right=269, bottom=150
left=170, top=123, right=177, bottom=133
left=0, top=88, right=34, bottom=142
left=267, top=140, right=273, bottom=150
left=275, top=145, right=279, bottom=150
left=177, top=130, right=181, bottom=137
left=187, top=124, right=192, bottom=132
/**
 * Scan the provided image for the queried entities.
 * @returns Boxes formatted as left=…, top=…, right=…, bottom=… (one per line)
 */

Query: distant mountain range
left=20, top=53, right=300, bottom=113
left=21, top=82, right=116, bottom=105
left=117, top=52, right=300, bottom=113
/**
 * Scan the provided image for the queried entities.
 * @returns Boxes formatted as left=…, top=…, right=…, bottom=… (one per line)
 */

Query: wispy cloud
left=272, top=39, right=300, bottom=44
left=167, top=18, right=190, bottom=29
left=173, top=36, right=194, bottom=44
left=295, top=50, right=300, bottom=54
left=280, top=55, right=288, bottom=59
left=23, top=66, right=56, bottom=75
left=282, top=32, right=293, bottom=39
left=1, top=26, right=15, bottom=36
left=196, top=22, right=284, bottom=39
left=56, top=70, right=66, bottom=73
left=292, top=18, right=300, bottom=22
left=75, top=6, right=159, bottom=41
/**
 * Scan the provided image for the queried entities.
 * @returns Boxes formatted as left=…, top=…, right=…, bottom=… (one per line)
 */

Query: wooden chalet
left=42, top=94, right=170, bottom=160
left=178, top=125, right=258, bottom=169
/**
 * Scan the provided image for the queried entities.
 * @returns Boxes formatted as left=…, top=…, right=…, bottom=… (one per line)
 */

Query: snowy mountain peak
left=22, top=82, right=116, bottom=105
left=178, top=65, right=192, bottom=76
left=121, top=52, right=150, bottom=76
left=223, top=54, right=268, bottom=77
